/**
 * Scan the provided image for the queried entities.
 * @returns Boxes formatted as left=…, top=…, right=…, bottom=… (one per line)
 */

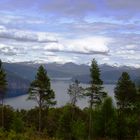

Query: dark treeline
left=0, top=59, right=140, bottom=140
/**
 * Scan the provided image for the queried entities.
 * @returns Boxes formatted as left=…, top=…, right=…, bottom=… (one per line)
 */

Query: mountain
left=5, top=70, right=30, bottom=98
left=3, top=62, right=140, bottom=98
left=72, top=64, right=140, bottom=84
left=4, top=62, right=140, bottom=84
left=3, top=62, right=38, bottom=81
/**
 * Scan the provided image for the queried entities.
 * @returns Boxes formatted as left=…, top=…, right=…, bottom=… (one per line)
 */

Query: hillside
left=5, top=70, right=30, bottom=97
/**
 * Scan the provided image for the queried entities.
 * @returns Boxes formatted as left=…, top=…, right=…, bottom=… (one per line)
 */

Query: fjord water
left=5, top=81, right=115, bottom=109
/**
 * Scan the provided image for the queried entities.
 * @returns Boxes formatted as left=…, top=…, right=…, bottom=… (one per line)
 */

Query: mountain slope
left=5, top=70, right=30, bottom=97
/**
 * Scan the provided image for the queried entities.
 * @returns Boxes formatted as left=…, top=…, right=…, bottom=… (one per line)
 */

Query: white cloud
left=116, top=50, right=135, bottom=55
left=0, top=25, right=6, bottom=30
left=125, top=45, right=137, bottom=49
left=102, top=57, right=110, bottom=61
left=44, top=42, right=64, bottom=51
left=0, top=26, right=111, bottom=63
left=0, top=17, right=139, bottom=67
left=0, top=27, right=58, bottom=43
left=44, top=36, right=111, bottom=55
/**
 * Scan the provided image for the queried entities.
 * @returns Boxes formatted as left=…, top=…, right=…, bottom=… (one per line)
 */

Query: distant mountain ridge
left=3, top=62, right=140, bottom=98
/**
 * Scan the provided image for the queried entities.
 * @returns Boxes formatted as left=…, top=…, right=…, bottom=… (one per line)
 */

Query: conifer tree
left=85, top=59, right=106, bottom=140
left=0, top=60, right=7, bottom=128
left=115, top=72, right=137, bottom=111
left=28, top=65, right=56, bottom=132
left=114, top=72, right=137, bottom=139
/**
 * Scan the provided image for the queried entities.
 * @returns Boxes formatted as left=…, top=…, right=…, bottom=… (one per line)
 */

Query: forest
left=0, top=59, right=140, bottom=140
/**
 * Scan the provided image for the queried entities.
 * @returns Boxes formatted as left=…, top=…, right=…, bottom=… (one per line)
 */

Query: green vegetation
left=85, top=59, right=107, bottom=140
left=28, top=65, right=56, bottom=132
left=0, top=59, right=140, bottom=140
left=0, top=60, right=7, bottom=129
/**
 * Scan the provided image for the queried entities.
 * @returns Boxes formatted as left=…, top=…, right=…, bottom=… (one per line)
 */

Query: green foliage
left=115, top=72, right=137, bottom=111
left=0, top=60, right=7, bottom=129
left=0, top=60, right=7, bottom=98
left=56, top=104, right=87, bottom=140
left=134, top=86, right=140, bottom=113
left=57, top=105, right=72, bottom=140
left=84, top=59, right=107, bottom=140
left=28, top=65, right=56, bottom=132
left=126, top=114, right=139, bottom=138
left=0, top=128, right=5, bottom=139
left=25, top=107, right=40, bottom=130
left=90, top=59, right=103, bottom=85
left=45, top=108, right=61, bottom=137
left=85, top=59, right=107, bottom=107
left=0, top=105, right=14, bottom=130
left=91, top=98, right=117, bottom=139
left=10, top=114, right=24, bottom=133
left=71, top=119, right=87, bottom=140
left=99, top=97, right=117, bottom=138
left=114, top=72, right=139, bottom=139
left=28, top=65, right=56, bottom=108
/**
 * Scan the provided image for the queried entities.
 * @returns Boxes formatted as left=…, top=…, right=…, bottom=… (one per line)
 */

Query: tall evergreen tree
left=85, top=59, right=106, bottom=140
left=115, top=72, right=137, bottom=111
left=28, top=65, right=56, bottom=132
left=0, top=60, right=7, bottom=128
left=114, top=72, right=137, bottom=139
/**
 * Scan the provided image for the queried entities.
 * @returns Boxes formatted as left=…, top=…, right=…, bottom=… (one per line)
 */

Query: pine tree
left=115, top=72, right=137, bottom=111
left=28, top=65, right=56, bottom=132
left=114, top=72, right=137, bottom=139
left=86, top=59, right=106, bottom=107
left=85, top=59, right=106, bottom=140
left=0, top=60, right=7, bottom=128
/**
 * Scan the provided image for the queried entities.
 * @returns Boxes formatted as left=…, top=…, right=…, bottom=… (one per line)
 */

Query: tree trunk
left=70, top=104, right=75, bottom=140
left=38, top=101, right=42, bottom=133
left=1, top=98, right=4, bottom=129
left=88, top=100, right=93, bottom=140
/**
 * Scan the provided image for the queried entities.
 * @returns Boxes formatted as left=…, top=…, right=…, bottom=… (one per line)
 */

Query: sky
left=0, top=0, right=140, bottom=67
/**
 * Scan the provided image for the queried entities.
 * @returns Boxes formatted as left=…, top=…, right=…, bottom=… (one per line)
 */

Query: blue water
left=5, top=81, right=115, bottom=109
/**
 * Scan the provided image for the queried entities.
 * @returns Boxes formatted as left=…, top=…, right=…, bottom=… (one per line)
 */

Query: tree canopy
left=0, top=60, right=7, bottom=100
left=115, top=72, right=137, bottom=111
left=28, top=65, right=56, bottom=132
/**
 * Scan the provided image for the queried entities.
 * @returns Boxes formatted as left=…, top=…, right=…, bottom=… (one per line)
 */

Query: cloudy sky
left=0, top=0, right=140, bottom=67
